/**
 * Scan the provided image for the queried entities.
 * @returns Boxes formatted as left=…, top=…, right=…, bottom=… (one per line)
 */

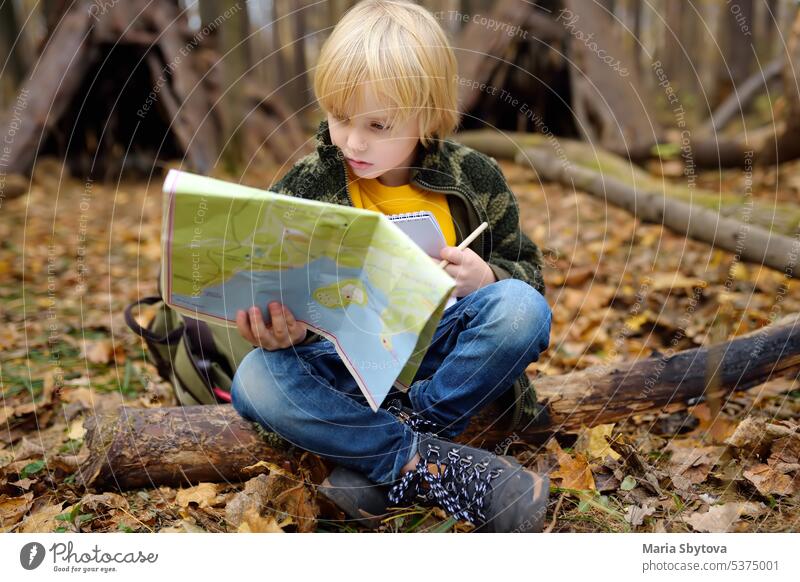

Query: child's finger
left=440, top=246, right=462, bottom=264
left=236, top=310, right=255, bottom=344
left=268, top=302, right=288, bottom=341
left=282, top=305, right=298, bottom=328
left=249, top=306, right=276, bottom=348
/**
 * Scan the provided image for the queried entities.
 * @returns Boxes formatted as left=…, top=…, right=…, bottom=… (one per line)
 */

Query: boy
left=230, top=0, right=552, bottom=532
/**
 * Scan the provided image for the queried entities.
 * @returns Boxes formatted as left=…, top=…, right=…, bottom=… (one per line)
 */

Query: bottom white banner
left=1, top=533, right=797, bottom=581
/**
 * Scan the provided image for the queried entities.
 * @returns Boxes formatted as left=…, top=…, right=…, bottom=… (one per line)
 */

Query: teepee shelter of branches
left=0, top=0, right=307, bottom=185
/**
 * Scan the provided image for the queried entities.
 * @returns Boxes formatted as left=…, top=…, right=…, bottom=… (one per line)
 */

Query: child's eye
left=371, top=123, right=390, bottom=131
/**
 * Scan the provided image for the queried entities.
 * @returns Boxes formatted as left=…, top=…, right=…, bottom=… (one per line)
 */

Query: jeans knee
left=494, top=279, right=552, bottom=354
left=231, top=348, right=290, bottom=424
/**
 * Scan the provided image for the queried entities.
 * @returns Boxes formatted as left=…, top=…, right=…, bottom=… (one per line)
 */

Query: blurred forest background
left=2, top=0, right=800, bottom=177
left=1, top=0, right=800, bottom=534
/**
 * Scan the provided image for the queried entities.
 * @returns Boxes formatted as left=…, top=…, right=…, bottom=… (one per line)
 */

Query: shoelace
left=387, top=436, right=504, bottom=525
left=385, top=399, right=443, bottom=434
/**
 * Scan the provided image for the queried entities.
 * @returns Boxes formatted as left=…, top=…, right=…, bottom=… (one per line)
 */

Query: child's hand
left=236, top=302, right=308, bottom=350
left=436, top=246, right=497, bottom=297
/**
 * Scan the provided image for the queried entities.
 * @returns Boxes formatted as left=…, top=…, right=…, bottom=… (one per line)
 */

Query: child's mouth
left=346, top=158, right=373, bottom=169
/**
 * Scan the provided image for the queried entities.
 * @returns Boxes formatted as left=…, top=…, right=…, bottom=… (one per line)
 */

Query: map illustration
left=160, top=169, right=455, bottom=411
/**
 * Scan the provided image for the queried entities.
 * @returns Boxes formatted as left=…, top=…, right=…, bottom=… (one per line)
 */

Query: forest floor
left=1, top=155, right=799, bottom=533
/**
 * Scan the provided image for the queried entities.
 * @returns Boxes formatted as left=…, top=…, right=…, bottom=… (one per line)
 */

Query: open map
left=160, top=169, right=455, bottom=411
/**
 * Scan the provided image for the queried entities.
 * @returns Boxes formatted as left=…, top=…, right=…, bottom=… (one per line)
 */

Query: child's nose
left=347, top=130, right=368, bottom=152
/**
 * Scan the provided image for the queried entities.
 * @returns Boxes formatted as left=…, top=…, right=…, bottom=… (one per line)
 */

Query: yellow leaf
left=67, top=419, right=86, bottom=440
left=648, top=273, right=707, bottom=292
left=730, top=262, right=749, bottom=281
left=175, top=483, right=220, bottom=509
left=242, top=460, right=291, bottom=477
left=575, top=424, right=621, bottom=461
left=81, top=339, right=127, bottom=365
left=236, top=507, right=286, bottom=533
left=623, top=312, right=650, bottom=334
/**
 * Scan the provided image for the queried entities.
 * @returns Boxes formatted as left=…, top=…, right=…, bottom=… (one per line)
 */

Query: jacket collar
left=314, top=119, right=460, bottom=192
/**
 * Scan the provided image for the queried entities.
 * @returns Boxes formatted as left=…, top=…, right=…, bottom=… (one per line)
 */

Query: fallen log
left=453, top=129, right=800, bottom=237
left=470, top=314, right=800, bottom=443
left=80, top=315, right=800, bottom=490
left=77, top=404, right=289, bottom=491
left=517, top=147, right=800, bottom=276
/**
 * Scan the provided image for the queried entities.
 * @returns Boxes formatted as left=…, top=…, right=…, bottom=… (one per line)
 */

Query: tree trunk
left=757, top=7, right=800, bottom=167
left=219, top=0, right=250, bottom=173
left=561, top=0, right=663, bottom=158
left=703, top=57, right=783, bottom=134
left=0, top=4, right=95, bottom=175
left=0, top=0, right=32, bottom=103
left=454, top=0, right=536, bottom=115
left=79, top=315, right=800, bottom=490
left=714, top=0, right=756, bottom=107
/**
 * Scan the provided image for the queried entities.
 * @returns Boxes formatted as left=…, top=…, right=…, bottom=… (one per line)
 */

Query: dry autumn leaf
left=664, top=441, right=727, bottom=489
left=176, top=483, right=221, bottom=509
left=624, top=503, right=656, bottom=526
left=225, top=472, right=317, bottom=533
left=236, top=507, right=288, bottom=533
left=0, top=492, right=34, bottom=532
left=82, top=339, right=126, bottom=365
left=546, top=437, right=596, bottom=491
left=743, top=464, right=798, bottom=496
left=725, top=416, right=772, bottom=451
left=67, top=418, right=86, bottom=440
left=682, top=502, right=764, bottom=533
left=19, top=501, right=67, bottom=533
left=646, top=273, right=708, bottom=292
left=574, top=424, right=621, bottom=461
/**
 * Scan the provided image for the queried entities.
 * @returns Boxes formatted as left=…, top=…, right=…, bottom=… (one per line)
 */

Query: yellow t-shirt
left=345, top=167, right=457, bottom=247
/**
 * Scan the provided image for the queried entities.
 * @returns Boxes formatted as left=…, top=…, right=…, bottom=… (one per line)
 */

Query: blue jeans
left=230, top=278, right=552, bottom=485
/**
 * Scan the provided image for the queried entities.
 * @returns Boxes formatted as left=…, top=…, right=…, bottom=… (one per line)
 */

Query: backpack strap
left=183, top=317, right=234, bottom=403
left=125, top=296, right=233, bottom=404
left=124, top=296, right=185, bottom=345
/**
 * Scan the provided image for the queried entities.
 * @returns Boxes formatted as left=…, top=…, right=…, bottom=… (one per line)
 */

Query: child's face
left=327, top=87, right=421, bottom=186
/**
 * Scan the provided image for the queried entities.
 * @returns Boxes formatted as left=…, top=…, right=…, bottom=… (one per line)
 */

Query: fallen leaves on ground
left=225, top=468, right=318, bottom=533
left=682, top=502, right=766, bottom=533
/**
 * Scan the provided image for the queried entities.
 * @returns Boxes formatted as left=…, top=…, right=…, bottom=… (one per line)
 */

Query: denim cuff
left=405, top=430, right=419, bottom=465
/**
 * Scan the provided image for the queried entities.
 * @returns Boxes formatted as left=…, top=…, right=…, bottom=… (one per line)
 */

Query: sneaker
left=317, top=465, right=393, bottom=529
left=388, top=431, right=550, bottom=533
left=317, top=465, right=436, bottom=530
left=317, top=399, right=452, bottom=530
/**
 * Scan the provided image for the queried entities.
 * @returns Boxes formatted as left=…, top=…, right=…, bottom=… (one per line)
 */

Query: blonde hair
left=313, top=0, right=460, bottom=148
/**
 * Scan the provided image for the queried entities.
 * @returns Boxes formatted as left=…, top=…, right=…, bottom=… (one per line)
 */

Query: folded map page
left=160, top=169, right=455, bottom=411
